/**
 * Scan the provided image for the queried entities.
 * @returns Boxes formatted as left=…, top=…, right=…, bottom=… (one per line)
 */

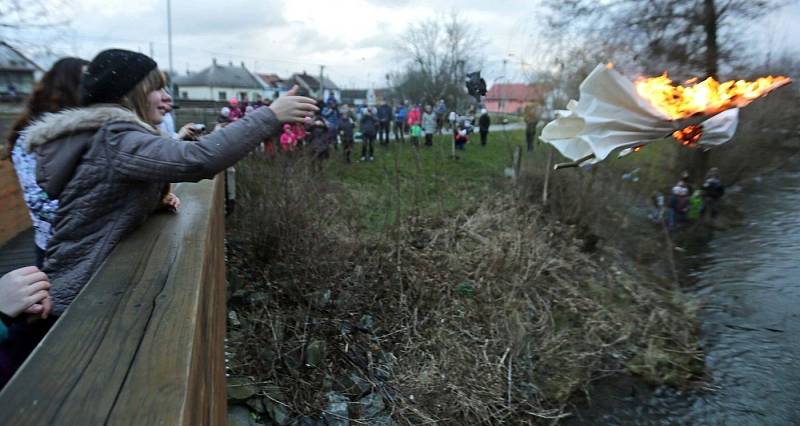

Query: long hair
left=120, top=68, right=166, bottom=125
left=5, top=57, right=88, bottom=155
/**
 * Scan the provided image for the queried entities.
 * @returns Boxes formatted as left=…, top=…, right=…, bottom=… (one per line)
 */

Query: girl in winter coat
left=7, top=50, right=316, bottom=383
left=279, top=123, right=298, bottom=152
left=5, top=58, right=88, bottom=267
left=407, top=106, right=422, bottom=145
left=421, top=105, right=436, bottom=146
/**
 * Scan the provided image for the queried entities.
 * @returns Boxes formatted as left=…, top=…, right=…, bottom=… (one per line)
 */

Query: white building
left=174, top=59, right=269, bottom=102
left=288, top=72, right=341, bottom=101
left=0, top=41, right=43, bottom=99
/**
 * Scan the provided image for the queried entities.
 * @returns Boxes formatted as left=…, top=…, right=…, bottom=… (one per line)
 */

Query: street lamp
left=166, top=0, right=173, bottom=74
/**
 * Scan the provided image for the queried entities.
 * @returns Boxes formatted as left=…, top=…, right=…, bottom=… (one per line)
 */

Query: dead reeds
left=225, top=148, right=701, bottom=425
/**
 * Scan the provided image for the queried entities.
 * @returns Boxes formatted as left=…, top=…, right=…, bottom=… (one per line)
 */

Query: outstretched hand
left=269, top=85, right=318, bottom=123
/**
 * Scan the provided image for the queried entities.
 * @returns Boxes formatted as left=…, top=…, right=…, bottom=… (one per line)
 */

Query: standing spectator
left=377, top=101, right=392, bottom=144
left=159, top=89, right=178, bottom=138
left=407, top=105, right=421, bottom=128
left=217, top=106, right=232, bottom=126
left=293, top=122, right=307, bottom=147
left=279, top=124, right=298, bottom=152
left=702, top=167, right=725, bottom=219
left=407, top=105, right=422, bottom=146
left=478, top=108, right=491, bottom=146
left=421, top=105, right=436, bottom=146
left=360, top=107, right=377, bottom=161
left=394, top=103, right=407, bottom=142
left=5, top=57, right=87, bottom=267
left=680, top=170, right=694, bottom=194
left=161, top=90, right=200, bottom=140
left=523, top=103, right=539, bottom=152
left=668, top=181, right=690, bottom=228
left=228, top=98, right=243, bottom=121
left=435, top=99, right=447, bottom=134
left=310, top=115, right=329, bottom=161
left=649, top=191, right=665, bottom=223
left=339, top=103, right=351, bottom=119
left=339, top=115, right=355, bottom=163
left=448, top=110, right=458, bottom=130
left=322, top=98, right=340, bottom=151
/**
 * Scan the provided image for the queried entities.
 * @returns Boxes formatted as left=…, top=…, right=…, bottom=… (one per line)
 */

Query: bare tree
left=392, top=13, right=486, bottom=110
left=543, top=0, right=787, bottom=78
left=0, top=0, right=72, bottom=54
left=0, top=0, right=70, bottom=29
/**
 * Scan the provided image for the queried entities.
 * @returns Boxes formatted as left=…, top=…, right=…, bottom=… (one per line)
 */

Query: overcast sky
left=6, top=0, right=800, bottom=88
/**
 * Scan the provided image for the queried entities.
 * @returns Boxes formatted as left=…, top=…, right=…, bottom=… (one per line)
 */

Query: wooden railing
left=0, top=176, right=227, bottom=425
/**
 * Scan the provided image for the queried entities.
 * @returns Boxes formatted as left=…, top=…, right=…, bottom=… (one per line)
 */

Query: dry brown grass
left=225, top=151, right=701, bottom=425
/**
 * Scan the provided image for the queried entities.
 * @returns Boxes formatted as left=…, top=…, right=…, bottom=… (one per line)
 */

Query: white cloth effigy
left=539, top=64, right=739, bottom=164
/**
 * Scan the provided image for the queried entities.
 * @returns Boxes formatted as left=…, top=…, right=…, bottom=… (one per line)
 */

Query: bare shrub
left=225, top=154, right=700, bottom=424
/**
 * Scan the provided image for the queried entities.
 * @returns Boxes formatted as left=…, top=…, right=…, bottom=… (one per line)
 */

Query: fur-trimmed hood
left=24, top=104, right=158, bottom=151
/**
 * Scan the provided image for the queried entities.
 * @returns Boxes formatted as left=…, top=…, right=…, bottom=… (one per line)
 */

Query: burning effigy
left=540, top=64, right=791, bottom=168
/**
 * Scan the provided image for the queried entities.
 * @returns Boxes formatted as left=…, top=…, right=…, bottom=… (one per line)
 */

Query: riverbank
left=223, top=131, right=702, bottom=425
left=565, top=165, right=800, bottom=424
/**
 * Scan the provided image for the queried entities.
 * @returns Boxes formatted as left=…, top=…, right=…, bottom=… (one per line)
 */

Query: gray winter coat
left=25, top=105, right=280, bottom=315
left=421, top=112, right=436, bottom=135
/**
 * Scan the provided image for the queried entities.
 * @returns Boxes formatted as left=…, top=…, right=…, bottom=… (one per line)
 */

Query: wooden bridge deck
left=0, top=228, right=36, bottom=277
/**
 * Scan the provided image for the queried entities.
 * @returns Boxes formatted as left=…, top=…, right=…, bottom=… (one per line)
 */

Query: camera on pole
left=465, top=71, right=487, bottom=103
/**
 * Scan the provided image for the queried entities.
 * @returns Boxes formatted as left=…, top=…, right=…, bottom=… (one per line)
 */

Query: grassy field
left=321, top=125, right=686, bottom=230
left=324, top=129, right=527, bottom=231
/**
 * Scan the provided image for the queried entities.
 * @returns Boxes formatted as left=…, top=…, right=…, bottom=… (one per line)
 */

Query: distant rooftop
left=291, top=72, right=340, bottom=91
left=175, top=60, right=264, bottom=89
left=0, top=42, right=42, bottom=72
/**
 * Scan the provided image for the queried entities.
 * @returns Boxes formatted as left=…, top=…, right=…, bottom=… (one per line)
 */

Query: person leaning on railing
left=5, top=57, right=89, bottom=267
left=0, top=49, right=318, bottom=387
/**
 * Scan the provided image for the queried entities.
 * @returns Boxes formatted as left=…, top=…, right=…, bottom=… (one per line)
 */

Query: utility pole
left=319, top=64, right=325, bottom=99
left=149, top=42, right=154, bottom=59
left=167, top=0, right=174, bottom=74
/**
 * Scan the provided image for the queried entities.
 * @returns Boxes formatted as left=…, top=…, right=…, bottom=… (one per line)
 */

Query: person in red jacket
left=407, top=105, right=422, bottom=145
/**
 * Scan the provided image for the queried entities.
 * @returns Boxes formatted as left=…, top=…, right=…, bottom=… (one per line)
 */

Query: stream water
left=569, top=169, right=800, bottom=425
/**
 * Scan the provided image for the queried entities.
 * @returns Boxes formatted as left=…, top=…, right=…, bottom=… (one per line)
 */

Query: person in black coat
left=360, top=107, right=378, bottom=161
left=478, top=108, right=491, bottom=146
left=339, top=115, right=355, bottom=163
left=376, top=101, right=392, bottom=144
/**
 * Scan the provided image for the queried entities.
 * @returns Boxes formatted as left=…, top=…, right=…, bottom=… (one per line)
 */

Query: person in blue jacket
left=393, top=103, right=407, bottom=142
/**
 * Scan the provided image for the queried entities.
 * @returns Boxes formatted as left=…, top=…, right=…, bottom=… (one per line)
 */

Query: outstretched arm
left=109, top=86, right=317, bottom=183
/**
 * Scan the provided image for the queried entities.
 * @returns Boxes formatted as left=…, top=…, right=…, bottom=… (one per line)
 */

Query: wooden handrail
left=0, top=175, right=227, bottom=425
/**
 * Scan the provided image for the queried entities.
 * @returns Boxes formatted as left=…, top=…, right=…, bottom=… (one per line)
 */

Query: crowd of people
left=213, top=94, right=497, bottom=163
left=0, top=48, right=318, bottom=387
left=651, top=168, right=726, bottom=228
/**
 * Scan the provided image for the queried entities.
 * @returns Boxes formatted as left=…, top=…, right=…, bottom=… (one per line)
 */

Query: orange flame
left=635, top=73, right=791, bottom=120
left=672, top=125, right=703, bottom=147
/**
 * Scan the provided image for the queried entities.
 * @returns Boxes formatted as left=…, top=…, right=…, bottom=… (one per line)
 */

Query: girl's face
left=146, top=88, right=171, bottom=125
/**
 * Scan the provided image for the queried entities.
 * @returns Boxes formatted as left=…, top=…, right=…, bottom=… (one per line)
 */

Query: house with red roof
left=484, top=83, right=543, bottom=115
